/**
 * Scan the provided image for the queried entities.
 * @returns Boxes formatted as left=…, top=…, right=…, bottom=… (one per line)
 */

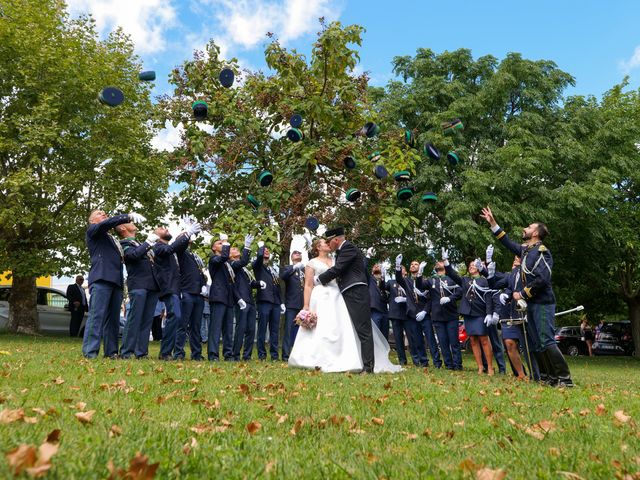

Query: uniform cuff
left=491, top=224, right=501, bottom=233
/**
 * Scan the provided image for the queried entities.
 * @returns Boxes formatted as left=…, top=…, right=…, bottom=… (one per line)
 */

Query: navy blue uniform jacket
left=419, top=275, right=462, bottom=322
left=252, top=246, right=281, bottom=305
left=445, top=265, right=493, bottom=317
left=208, top=244, right=235, bottom=307
left=231, top=248, right=257, bottom=305
left=86, top=214, right=130, bottom=287
left=120, top=238, right=160, bottom=292
left=153, top=233, right=190, bottom=297
left=178, top=248, right=207, bottom=295
left=280, top=265, right=304, bottom=310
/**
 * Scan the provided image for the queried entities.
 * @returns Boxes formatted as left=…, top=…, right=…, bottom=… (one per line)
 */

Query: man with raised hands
left=82, top=209, right=146, bottom=359
left=480, top=206, right=573, bottom=387
left=253, top=241, right=284, bottom=361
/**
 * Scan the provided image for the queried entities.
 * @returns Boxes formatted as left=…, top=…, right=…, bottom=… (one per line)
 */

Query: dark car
left=593, top=321, right=634, bottom=356
left=554, top=326, right=588, bottom=356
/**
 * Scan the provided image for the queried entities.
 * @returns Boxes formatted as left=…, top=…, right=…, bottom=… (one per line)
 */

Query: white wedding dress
left=288, top=258, right=402, bottom=373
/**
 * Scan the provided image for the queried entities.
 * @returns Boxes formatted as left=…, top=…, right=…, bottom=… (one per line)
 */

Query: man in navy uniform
left=208, top=233, right=238, bottom=361
left=253, top=242, right=284, bottom=361
left=230, top=239, right=257, bottom=361
left=280, top=249, right=305, bottom=361
left=154, top=223, right=199, bottom=360
left=115, top=222, right=160, bottom=359
left=417, top=261, right=463, bottom=370
left=410, top=259, right=442, bottom=368
left=480, top=206, right=573, bottom=387
left=365, top=248, right=389, bottom=341
left=175, top=236, right=208, bottom=361
left=82, top=209, right=145, bottom=359
left=66, top=275, right=87, bottom=337
left=391, top=254, right=428, bottom=367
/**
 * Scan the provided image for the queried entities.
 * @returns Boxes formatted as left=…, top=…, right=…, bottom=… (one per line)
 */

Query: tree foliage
left=157, top=21, right=421, bottom=265
left=0, top=0, right=168, bottom=332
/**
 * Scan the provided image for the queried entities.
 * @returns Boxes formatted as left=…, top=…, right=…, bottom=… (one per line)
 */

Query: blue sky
left=66, top=0, right=640, bottom=149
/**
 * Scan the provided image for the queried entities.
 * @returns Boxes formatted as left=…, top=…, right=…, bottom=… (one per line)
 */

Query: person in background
left=66, top=275, right=87, bottom=337
left=580, top=317, right=594, bottom=357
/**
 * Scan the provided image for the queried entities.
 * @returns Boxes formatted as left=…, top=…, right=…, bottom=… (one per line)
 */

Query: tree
left=0, top=0, right=169, bottom=333
left=156, top=20, right=420, bottom=267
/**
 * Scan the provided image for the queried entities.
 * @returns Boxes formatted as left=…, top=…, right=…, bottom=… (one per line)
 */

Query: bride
left=288, top=238, right=402, bottom=373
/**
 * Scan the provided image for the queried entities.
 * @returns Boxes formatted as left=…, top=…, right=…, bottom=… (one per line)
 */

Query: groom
left=315, top=227, right=375, bottom=373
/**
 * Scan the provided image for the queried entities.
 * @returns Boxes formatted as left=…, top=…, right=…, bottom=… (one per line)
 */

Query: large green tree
left=0, top=0, right=168, bottom=333
left=376, top=48, right=640, bottom=353
left=156, top=21, right=420, bottom=265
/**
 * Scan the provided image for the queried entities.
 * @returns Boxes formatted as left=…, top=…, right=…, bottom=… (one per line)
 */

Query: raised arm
left=444, top=264, right=463, bottom=286
left=87, top=214, right=131, bottom=238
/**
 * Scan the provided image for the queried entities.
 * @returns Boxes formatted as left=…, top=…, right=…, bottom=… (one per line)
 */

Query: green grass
left=1, top=334, right=639, bottom=479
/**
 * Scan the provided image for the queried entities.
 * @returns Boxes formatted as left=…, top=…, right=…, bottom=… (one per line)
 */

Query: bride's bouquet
left=295, top=309, right=317, bottom=330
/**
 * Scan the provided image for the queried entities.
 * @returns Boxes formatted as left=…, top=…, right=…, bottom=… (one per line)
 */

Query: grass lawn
left=1, top=334, right=639, bottom=479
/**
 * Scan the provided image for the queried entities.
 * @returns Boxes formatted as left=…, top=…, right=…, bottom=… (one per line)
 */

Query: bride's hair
left=309, top=238, right=322, bottom=259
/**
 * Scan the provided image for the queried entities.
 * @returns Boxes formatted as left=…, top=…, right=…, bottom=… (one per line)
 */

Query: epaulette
left=538, top=245, right=547, bottom=252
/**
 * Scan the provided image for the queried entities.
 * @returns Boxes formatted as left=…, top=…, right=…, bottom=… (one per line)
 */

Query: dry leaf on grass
left=614, top=410, right=631, bottom=424
left=75, top=410, right=96, bottom=424
left=557, top=472, right=586, bottom=480
left=0, top=408, right=25, bottom=424
left=182, top=437, right=198, bottom=455
left=109, top=425, right=123, bottom=438
left=595, top=404, right=606, bottom=416
left=476, top=467, right=507, bottom=480
left=524, top=427, right=545, bottom=440
left=5, top=429, right=60, bottom=477
left=289, top=418, right=303, bottom=436
left=107, top=452, right=159, bottom=480
left=371, top=417, right=384, bottom=426
left=52, top=377, right=65, bottom=385
left=246, top=421, right=262, bottom=435
left=276, top=413, right=288, bottom=424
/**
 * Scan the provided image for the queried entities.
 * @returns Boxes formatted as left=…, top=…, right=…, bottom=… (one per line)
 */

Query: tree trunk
left=8, top=274, right=39, bottom=334
left=627, top=298, right=640, bottom=358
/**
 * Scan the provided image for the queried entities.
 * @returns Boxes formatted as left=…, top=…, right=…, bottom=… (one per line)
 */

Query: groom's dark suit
left=318, top=240, right=374, bottom=372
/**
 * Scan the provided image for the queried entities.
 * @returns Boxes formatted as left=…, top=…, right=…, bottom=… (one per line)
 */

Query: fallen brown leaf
left=557, top=472, right=586, bottom=480
left=107, top=452, right=159, bottom=479
left=595, top=404, right=606, bottom=416
left=5, top=444, right=37, bottom=475
left=46, top=430, right=61, bottom=443
left=0, top=408, right=25, bottom=424
left=182, top=437, right=198, bottom=455
left=289, top=418, right=303, bottom=436
left=276, top=413, right=288, bottom=424
left=548, top=447, right=561, bottom=457
left=371, top=417, right=384, bottom=426
left=75, top=410, right=96, bottom=424
left=53, top=377, right=65, bottom=385
left=476, top=467, right=506, bottom=480
left=524, top=427, right=545, bottom=440
left=246, top=421, right=262, bottom=435
left=614, top=410, right=631, bottom=424
left=109, top=425, right=123, bottom=438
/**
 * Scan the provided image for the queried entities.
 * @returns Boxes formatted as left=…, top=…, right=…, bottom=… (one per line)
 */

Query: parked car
left=554, top=325, right=588, bottom=356
left=0, top=285, right=83, bottom=335
left=593, top=321, right=634, bottom=356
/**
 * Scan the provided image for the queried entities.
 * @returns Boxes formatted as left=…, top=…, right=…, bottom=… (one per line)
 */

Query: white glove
left=238, top=299, right=247, bottom=310
left=487, top=262, right=496, bottom=279
left=313, top=276, right=321, bottom=286
left=280, top=304, right=286, bottom=314
left=492, top=312, right=500, bottom=325
left=440, top=297, right=451, bottom=305
left=145, top=233, right=159, bottom=246
left=186, top=222, right=202, bottom=237
left=486, top=244, right=494, bottom=264
left=441, top=248, right=449, bottom=266
left=395, top=254, right=403, bottom=269
left=484, top=314, right=493, bottom=326
left=222, top=241, right=230, bottom=246
left=129, top=212, right=146, bottom=224
left=259, top=280, right=267, bottom=290
left=219, top=233, right=228, bottom=241
left=366, top=247, right=375, bottom=257
left=200, top=285, right=208, bottom=296
left=416, top=311, right=426, bottom=322
left=257, top=241, right=265, bottom=248
left=394, top=296, right=407, bottom=304
left=516, top=299, right=528, bottom=311
left=418, top=261, right=427, bottom=277
left=414, top=287, right=426, bottom=298
left=499, top=293, right=509, bottom=305
left=293, top=262, right=305, bottom=271
left=244, top=233, right=254, bottom=249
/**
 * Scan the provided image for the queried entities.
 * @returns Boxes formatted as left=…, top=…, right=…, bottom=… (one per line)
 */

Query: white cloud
left=152, top=120, right=184, bottom=151
left=199, top=0, right=341, bottom=50
left=620, top=45, right=640, bottom=73
left=66, top=0, right=177, bottom=54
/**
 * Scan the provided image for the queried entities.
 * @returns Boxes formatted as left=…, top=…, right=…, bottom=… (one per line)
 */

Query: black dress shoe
left=158, top=354, right=173, bottom=361
left=359, top=369, right=373, bottom=375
